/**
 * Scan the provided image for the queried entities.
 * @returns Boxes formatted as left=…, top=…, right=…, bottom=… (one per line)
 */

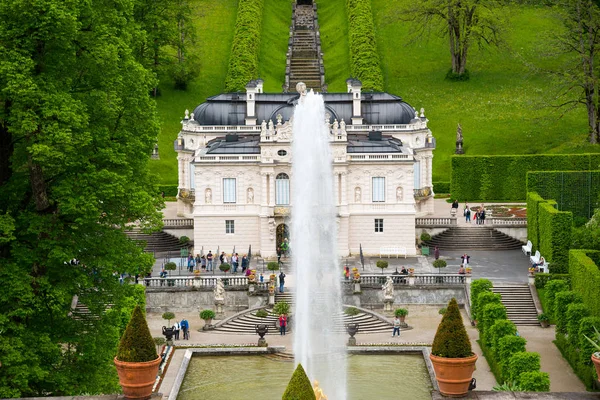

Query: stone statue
left=455, top=123, right=465, bottom=154
left=276, top=113, right=283, bottom=125
left=340, top=119, right=346, bottom=132
left=456, top=123, right=463, bottom=142
left=190, top=111, right=195, bottom=121
left=247, top=187, right=254, bottom=204
left=382, top=276, right=394, bottom=300
left=313, top=381, right=328, bottom=400
left=420, top=107, right=425, bottom=118
left=296, top=82, right=307, bottom=95
left=268, top=119, right=274, bottom=132
left=325, top=112, right=331, bottom=124
left=354, top=187, right=361, bottom=203
left=214, top=278, right=225, bottom=302
left=396, top=186, right=403, bottom=202
left=184, top=109, right=189, bottom=119
left=205, top=188, right=212, bottom=204
left=261, top=120, right=267, bottom=133
left=333, top=119, right=339, bottom=130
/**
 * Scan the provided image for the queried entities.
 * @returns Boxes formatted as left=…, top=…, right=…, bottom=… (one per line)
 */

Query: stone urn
left=256, top=324, right=269, bottom=347
left=353, top=281, right=361, bottom=293
left=162, top=326, right=174, bottom=345
left=346, top=323, right=359, bottom=346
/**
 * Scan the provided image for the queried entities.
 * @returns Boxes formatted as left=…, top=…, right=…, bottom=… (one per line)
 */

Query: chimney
left=348, top=78, right=363, bottom=125
left=245, top=80, right=258, bottom=126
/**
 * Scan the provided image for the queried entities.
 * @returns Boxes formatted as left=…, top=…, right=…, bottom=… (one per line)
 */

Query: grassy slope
left=150, top=0, right=238, bottom=184
left=317, top=0, right=351, bottom=92
left=258, top=0, right=294, bottom=92
left=371, top=1, right=599, bottom=182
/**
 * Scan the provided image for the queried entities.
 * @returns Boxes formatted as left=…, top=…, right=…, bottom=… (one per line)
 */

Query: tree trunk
left=0, top=103, right=13, bottom=187
left=27, top=154, right=50, bottom=212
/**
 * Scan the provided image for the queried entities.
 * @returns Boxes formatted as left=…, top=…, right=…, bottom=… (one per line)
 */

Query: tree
left=403, top=0, right=506, bottom=78
left=0, top=0, right=162, bottom=396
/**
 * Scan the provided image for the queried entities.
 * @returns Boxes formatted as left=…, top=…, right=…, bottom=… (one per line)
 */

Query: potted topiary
left=200, top=309, right=216, bottom=329
left=179, top=236, right=190, bottom=245
left=394, top=308, right=409, bottom=324
left=430, top=298, right=478, bottom=397
left=584, top=326, right=600, bottom=381
left=114, top=305, right=161, bottom=399
left=162, top=312, right=175, bottom=326
left=376, top=260, right=389, bottom=275
left=283, top=363, right=316, bottom=400
left=219, top=263, right=231, bottom=274
left=420, top=233, right=431, bottom=255
left=538, top=313, right=550, bottom=328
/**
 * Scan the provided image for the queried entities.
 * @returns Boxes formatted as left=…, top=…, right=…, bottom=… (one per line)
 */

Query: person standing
left=241, top=254, right=249, bottom=273
left=195, top=254, right=202, bottom=270
left=464, top=206, right=471, bottom=223
left=279, top=314, right=287, bottom=336
left=232, top=253, right=239, bottom=273
left=451, top=199, right=459, bottom=216
left=279, top=271, right=286, bottom=293
left=206, top=251, right=213, bottom=271
left=461, top=253, right=470, bottom=267
left=180, top=318, right=189, bottom=340
left=201, top=255, right=206, bottom=271
left=173, top=321, right=180, bottom=340
left=480, top=205, right=486, bottom=225
left=434, top=246, right=440, bottom=260
left=392, top=316, right=401, bottom=337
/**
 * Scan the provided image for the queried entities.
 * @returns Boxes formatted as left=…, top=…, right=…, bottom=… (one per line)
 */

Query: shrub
left=179, top=236, right=190, bottom=244
left=446, top=68, right=470, bottom=81
left=518, top=371, right=550, bottom=392
left=432, top=259, right=447, bottom=269
left=534, top=273, right=571, bottom=289
left=566, top=303, right=590, bottom=346
left=224, top=0, right=265, bottom=91
left=164, top=262, right=177, bottom=271
left=432, top=298, right=472, bottom=358
left=569, top=250, right=600, bottom=318
left=470, top=279, right=493, bottom=321
left=282, top=363, right=316, bottom=400
left=497, top=335, right=527, bottom=365
left=544, top=279, right=569, bottom=318
left=267, top=261, right=279, bottom=271
left=273, top=301, right=290, bottom=316
left=487, top=319, right=517, bottom=349
left=433, top=181, right=451, bottom=194
left=476, top=291, right=502, bottom=327
left=162, top=312, right=175, bottom=325
left=554, top=332, right=598, bottom=390
left=376, top=260, right=388, bottom=273
left=256, top=309, right=268, bottom=318
left=394, top=308, right=408, bottom=317
left=555, top=291, right=583, bottom=334
left=420, top=232, right=431, bottom=242
left=438, top=308, right=447, bottom=315
left=579, top=317, right=600, bottom=364
left=480, top=303, right=507, bottom=337
left=158, top=185, right=178, bottom=197
left=538, top=313, right=550, bottom=322
left=538, top=202, right=572, bottom=273
left=507, top=352, right=541, bottom=383
left=345, top=0, right=383, bottom=91
left=219, top=263, right=231, bottom=273
left=116, top=305, right=158, bottom=362
left=200, top=309, right=216, bottom=320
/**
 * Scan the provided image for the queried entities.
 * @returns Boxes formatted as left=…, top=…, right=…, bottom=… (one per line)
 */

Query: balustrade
left=144, top=276, right=248, bottom=288
left=162, top=218, right=194, bottom=228
left=487, top=218, right=527, bottom=226
left=348, top=274, right=467, bottom=287
left=415, top=217, right=457, bottom=227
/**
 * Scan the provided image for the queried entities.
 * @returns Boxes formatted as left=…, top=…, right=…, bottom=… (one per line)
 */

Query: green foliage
left=583, top=326, right=600, bottom=353
left=273, top=301, right=290, bottom=316
left=420, top=232, right=432, bottom=242
left=116, top=306, right=158, bottom=363
left=394, top=308, right=409, bottom=317
left=165, top=262, right=177, bottom=271
left=544, top=279, right=569, bottom=318
left=433, top=182, right=451, bottom=193
left=267, top=261, right=280, bottom=271
left=257, top=0, right=293, bottom=91
left=538, top=202, right=572, bottom=273
left=219, top=263, right=231, bottom=273
left=200, top=309, right=216, bottom=320
left=554, top=332, right=599, bottom=390
left=158, top=185, right=178, bottom=197
left=317, top=0, right=351, bottom=91
left=439, top=308, right=447, bottom=315
left=527, top=171, right=600, bottom=221
left=282, top=363, right=316, bottom=400
left=432, top=259, right=447, bottom=269
left=527, top=191, right=545, bottom=252
left=345, top=0, right=383, bottom=91
left=487, top=320, right=517, bottom=349
left=497, top=336, right=527, bottom=366
left=451, top=155, right=600, bottom=202
left=179, top=236, right=190, bottom=244
left=538, top=313, right=550, bottom=322
left=432, top=298, right=473, bottom=358
left=518, top=371, right=550, bottom=392
left=470, top=278, right=493, bottom=321
left=256, top=309, right=269, bottom=318
left=507, top=352, right=541, bottom=383
left=162, top=312, right=176, bottom=325
left=446, top=69, right=470, bottom=81
left=344, top=307, right=360, bottom=317
left=224, top=0, right=265, bottom=91
left=566, top=303, right=590, bottom=346
left=569, top=250, right=600, bottom=318
left=534, top=273, right=571, bottom=289
left=492, top=381, right=523, bottom=392
left=476, top=291, right=502, bottom=325
left=555, top=291, right=583, bottom=334
left=579, top=317, right=600, bottom=363
left=480, top=303, right=507, bottom=337
left=376, top=260, right=389, bottom=271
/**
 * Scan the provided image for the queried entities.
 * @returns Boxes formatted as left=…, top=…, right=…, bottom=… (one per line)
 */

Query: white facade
left=175, top=80, right=435, bottom=257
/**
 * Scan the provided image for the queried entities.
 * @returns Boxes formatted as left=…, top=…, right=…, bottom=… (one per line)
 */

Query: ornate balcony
left=274, top=206, right=291, bottom=216
left=178, top=188, right=195, bottom=202
left=413, top=187, right=432, bottom=200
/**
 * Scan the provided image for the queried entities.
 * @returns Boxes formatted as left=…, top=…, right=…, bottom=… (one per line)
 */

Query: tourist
left=458, top=266, right=466, bottom=275
left=344, top=266, right=350, bottom=280
left=195, top=253, right=202, bottom=269
left=241, top=254, right=249, bottom=273
left=434, top=246, right=440, bottom=260
left=474, top=208, right=479, bottom=224
left=461, top=254, right=470, bottom=266
left=400, top=266, right=408, bottom=275
left=245, top=267, right=252, bottom=277
left=392, top=316, right=401, bottom=337
left=279, top=314, right=287, bottom=336
left=180, top=319, right=189, bottom=340
left=532, top=256, right=545, bottom=272
left=220, top=251, right=227, bottom=265
left=259, top=273, right=264, bottom=283
left=232, top=253, right=239, bottom=273
left=480, top=205, right=486, bottom=225
left=279, top=271, right=286, bottom=293
left=464, top=205, right=471, bottom=223
left=206, top=251, right=213, bottom=271
left=201, top=255, right=206, bottom=270
left=451, top=199, right=459, bottom=217
left=187, top=255, right=195, bottom=272
left=277, top=246, right=282, bottom=264
left=159, top=268, right=168, bottom=278
left=173, top=321, right=180, bottom=340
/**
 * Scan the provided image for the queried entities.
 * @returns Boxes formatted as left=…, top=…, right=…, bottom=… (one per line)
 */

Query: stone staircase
left=492, top=285, right=540, bottom=326
left=424, top=227, right=523, bottom=250
left=125, top=229, right=190, bottom=255
left=286, top=3, right=324, bottom=92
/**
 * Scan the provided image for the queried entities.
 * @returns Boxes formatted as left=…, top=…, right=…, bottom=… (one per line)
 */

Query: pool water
left=178, top=354, right=433, bottom=400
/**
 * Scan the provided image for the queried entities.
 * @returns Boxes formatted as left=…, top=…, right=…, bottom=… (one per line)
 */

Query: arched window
left=276, top=173, right=290, bottom=205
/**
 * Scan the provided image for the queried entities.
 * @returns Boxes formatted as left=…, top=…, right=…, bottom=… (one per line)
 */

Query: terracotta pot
left=114, top=356, right=161, bottom=399
left=399, top=316, right=406, bottom=323
left=592, top=353, right=600, bottom=382
left=430, top=353, right=478, bottom=397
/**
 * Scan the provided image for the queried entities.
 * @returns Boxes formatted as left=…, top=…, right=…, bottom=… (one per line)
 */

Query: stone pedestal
left=384, top=298, right=393, bottom=312
left=528, top=275, right=535, bottom=286
left=409, top=276, right=415, bottom=286
left=268, top=293, right=275, bottom=306
left=466, top=276, right=472, bottom=285
left=215, top=300, right=224, bottom=317
left=249, top=284, right=255, bottom=293
left=258, top=338, right=268, bottom=347
left=193, top=278, right=201, bottom=288
left=354, top=282, right=361, bottom=293
left=347, top=337, right=356, bottom=346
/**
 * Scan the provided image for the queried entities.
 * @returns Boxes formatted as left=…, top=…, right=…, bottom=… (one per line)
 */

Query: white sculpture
left=261, top=120, right=267, bottom=133
left=214, top=278, right=225, bottom=302
left=184, top=109, right=190, bottom=119
left=382, top=276, right=394, bottom=300
left=247, top=187, right=254, bottom=204
left=268, top=119, right=274, bottom=132
left=205, top=188, right=212, bottom=204
left=354, top=187, right=361, bottom=203
left=333, top=119, right=339, bottom=130
left=340, top=119, right=346, bottom=132
left=296, top=82, right=307, bottom=95
left=396, top=186, right=403, bottom=202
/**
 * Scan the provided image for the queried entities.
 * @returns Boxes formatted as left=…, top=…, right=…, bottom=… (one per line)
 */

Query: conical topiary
left=116, top=305, right=158, bottom=362
left=432, top=298, right=473, bottom=358
left=282, top=363, right=316, bottom=400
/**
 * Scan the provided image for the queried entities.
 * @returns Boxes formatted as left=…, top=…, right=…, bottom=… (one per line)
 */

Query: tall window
left=223, top=178, right=236, bottom=203
left=414, top=161, right=421, bottom=190
left=189, top=164, right=195, bottom=189
left=375, top=219, right=384, bottom=233
left=276, top=173, right=290, bottom=205
left=225, top=220, right=235, bottom=234
left=372, top=177, right=385, bottom=202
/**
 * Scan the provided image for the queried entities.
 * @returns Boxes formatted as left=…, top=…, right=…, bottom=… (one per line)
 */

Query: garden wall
left=569, top=250, right=600, bottom=318
left=451, top=154, right=600, bottom=201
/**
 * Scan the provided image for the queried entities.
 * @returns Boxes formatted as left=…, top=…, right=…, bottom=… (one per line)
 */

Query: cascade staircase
left=492, top=285, right=539, bottom=326
left=424, top=227, right=523, bottom=250
left=125, top=229, right=190, bottom=254
left=286, top=4, right=324, bottom=92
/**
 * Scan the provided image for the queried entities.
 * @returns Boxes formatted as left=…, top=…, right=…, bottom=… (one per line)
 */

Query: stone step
left=491, top=286, right=539, bottom=326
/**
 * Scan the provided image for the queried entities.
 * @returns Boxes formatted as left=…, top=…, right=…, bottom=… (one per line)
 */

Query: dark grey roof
left=192, top=92, right=416, bottom=126
left=347, top=134, right=405, bottom=153
left=205, top=137, right=260, bottom=154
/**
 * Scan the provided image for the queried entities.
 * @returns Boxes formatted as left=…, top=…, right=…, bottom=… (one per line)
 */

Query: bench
left=522, top=240, right=532, bottom=255
left=380, top=246, right=407, bottom=259
left=530, top=250, right=541, bottom=266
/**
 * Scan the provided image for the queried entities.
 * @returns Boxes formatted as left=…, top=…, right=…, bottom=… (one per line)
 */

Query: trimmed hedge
left=432, top=298, right=473, bottom=358
left=566, top=303, right=590, bottom=347
left=507, top=352, right=541, bottom=383
left=158, top=185, right=178, bottom=197
left=518, top=371, right=551, bottom=392
left=527, top=171, right=600, bottom=221
left=433, top=181, right=451, bottom=194
left=479, top=302, right=507, bottom=337
left=224, top=0, right=265, bottom=92
left=470, top=278, right=493, bottom=322
left=527, top=192, right=546, bottom=253
left=283, top=363, right=316, bottom=400
left=555, top=332, right=599, bottom=390
left=116, top=305, right=158, bottom=362
left=569, top=250, right=600, bottom=318
left=554, top=291, right=583, bottom=335
left=533, top=273, right=570, bottom=289
left=579, top=316, right=600, bottom=365
left=544, top=279, right=569, bottom=319
left=451, top=154, right=600, bottom=201
left=487, top=319, right=517, bottom=349
left=346, top=0, right=383, bottom=91
left=538, top=202, right=572, bottom=273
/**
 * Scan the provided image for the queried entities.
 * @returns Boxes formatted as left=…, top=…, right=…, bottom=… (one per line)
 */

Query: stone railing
left=195, top=155, right=261, bottom=163
left=487, top=217, right=527, bottom=226
left=347, top=154, right=410, bottom=161
left=415, top=217, right=457, bottom=227
left=163, top=219, right=194, bottom=228
left=144, top=276, right=249, bottom=288
left=350, top=273, right=469, bottom=288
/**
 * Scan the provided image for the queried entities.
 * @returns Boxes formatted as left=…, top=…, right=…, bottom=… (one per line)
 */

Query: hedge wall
left=433, top=181, right=450, bottom=194
left=346, top=0, right=383, bottom=91
left=569, top=250, right=600, bottom=318
left=451, top=154, right=600, bottom=201
left=533, top=273, right=570, bottom=289
left=538, top=202, right=572, bottom=273
left=527, top=171, right=600, bottom=221
left=224, top=0, right=265, bottom=92
left=158, top=185, right=178, bottom=197
left=527, top=192, right=545, bottom=253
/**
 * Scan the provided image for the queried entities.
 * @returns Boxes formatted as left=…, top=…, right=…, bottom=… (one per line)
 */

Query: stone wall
left=348, top=214, right=416, bottom=256
left=343, top=286, right=465, bottom=309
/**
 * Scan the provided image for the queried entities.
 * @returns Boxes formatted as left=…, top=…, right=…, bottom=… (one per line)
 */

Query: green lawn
left=150, top=0, right=239, bottom=184
left=372, top=1, right=599, bottom=182
left=258, top=0, right=294, bottom=92
left=317, top=0, right=351, bottom=92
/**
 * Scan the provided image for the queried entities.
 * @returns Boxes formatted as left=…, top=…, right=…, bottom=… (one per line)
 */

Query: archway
left=276, top=224, right=290, bottom=255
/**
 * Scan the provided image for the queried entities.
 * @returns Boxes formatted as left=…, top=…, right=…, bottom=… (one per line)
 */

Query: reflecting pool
left=178, top=354, right=433, bottom=400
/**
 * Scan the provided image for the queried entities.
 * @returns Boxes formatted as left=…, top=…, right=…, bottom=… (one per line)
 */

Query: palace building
left=174, top=79, right=435, bottom=258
